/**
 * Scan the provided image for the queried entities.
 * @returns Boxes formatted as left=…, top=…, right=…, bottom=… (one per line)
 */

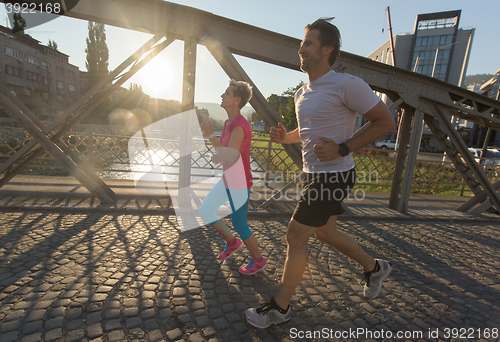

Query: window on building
left=56, top=66, right=64, bottom=75
left=437, top=49, right=451, bottom=60
left=40, top=61, right=50, bottom=71
left=25, top=54, right=40, bottom=65
left=440, top=63, right=448, bottom=74
left=439, top=35, right=447, bottom=45
left=43, top=77, right=51, bottom=85
left=31, top=89, right=42, bottom=98
left=7, top=84, right=23, bottom=95
left=446, top=34, right=453, bottom=45
left=421, top=36, right=428, bottom=46
left=426, top=36, right=434, bottom=46
left=26, top=71, right=41, bottom=82
left=5, top=65, right=23, bottom=77
left=4, top=46, right=22, bottom=60
left=386, top=48, right=390, bottom=63
left=442, top=49, right=450, bottom=60
left=57, top=81, right=64, bottom=89
left=68, top=84, right=75, bottom=92
left=68, top=71, right=74, bottom=79
left=424, top=50, right=431, bottom=61
left=431, top=49, right=437, bottom=61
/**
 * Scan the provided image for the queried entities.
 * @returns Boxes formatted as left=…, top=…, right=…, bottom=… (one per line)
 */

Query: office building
left=368, top=10, right=475, bottom=149
left=370, top=10, right=474, bottom=86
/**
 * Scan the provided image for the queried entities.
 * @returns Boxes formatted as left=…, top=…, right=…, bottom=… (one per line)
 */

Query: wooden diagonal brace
left=456, top=180, right=500, bottom=212
left=0, top=91, right=116, bottom=203
left=0, top=36, right=175, bottom=192
left=425, top=100, right=500, bottom=213
left=0, top=35, right=168, bottom=176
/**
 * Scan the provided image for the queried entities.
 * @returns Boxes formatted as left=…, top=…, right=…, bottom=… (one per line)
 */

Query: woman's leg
left=242, top=234, right=262, bottom=260
left=228, top=188, right=262, bottom=259
left=199, top=179, right=234, bottom=241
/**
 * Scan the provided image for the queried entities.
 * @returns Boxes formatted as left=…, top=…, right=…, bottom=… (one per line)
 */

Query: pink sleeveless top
left=219, top=115, right=253, bottom=189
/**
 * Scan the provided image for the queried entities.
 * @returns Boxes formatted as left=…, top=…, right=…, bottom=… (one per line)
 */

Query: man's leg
left=245, top=218, right=316, bottom=328
left=314, top=215, right=375, bottom=271
left=274, top=218, right=318, bottom=310
left=314, top=215, right=392, bottom=299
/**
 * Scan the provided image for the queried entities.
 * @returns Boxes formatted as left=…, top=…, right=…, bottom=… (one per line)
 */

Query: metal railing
left=1, top=119, right=499, bottom=194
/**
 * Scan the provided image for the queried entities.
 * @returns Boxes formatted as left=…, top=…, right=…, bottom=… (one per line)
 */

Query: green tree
left=12, top=13, right=26, bottom=33
left=85, top=22, right=109, bottom=89
left=128, top=83, right=143, bottom=92
left=267, top=81, right=304, bottom=130
left=250, top=111, right=260, bottom=124
left=48, top=39, right=58, bottom=50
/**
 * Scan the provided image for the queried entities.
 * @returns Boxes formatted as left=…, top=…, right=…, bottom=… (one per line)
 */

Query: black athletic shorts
left=292, top=168, right=356, bottom=227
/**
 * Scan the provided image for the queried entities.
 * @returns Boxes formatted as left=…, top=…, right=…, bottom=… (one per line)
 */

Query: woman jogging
left=199, top=80, right=267, bottom=275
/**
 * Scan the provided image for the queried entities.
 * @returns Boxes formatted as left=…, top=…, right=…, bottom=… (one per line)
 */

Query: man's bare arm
left=344, top=101, right=395, bottom=152
left=270, top=123, right=302, bottom=144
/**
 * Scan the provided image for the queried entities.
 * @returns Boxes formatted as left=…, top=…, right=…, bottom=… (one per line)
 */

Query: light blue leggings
left=199, top=179, right=252, bottom=241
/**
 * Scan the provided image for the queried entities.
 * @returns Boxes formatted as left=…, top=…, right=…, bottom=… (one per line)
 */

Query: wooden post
left=398, top=110, right=424, bottom=213
left=388, top=108, right=414, bottom=210
left=178, top=37, right=197, bottom=206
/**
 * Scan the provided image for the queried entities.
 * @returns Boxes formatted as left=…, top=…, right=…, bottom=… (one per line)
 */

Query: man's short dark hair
left=305, top=17, right=341, bottom=66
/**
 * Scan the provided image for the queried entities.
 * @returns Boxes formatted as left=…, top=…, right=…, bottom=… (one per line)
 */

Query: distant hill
left=195, top=102, right=254, bottom=121
left=464, top=74, right=495, bottom=86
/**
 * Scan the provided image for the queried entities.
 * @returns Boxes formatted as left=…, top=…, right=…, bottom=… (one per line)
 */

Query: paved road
left=1, top=209, right=499, bottom=341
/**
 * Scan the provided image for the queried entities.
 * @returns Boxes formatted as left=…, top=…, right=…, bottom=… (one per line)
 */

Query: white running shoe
left=363, top=259, right=392, bottom=299
left=245, top=297, right=292, bottom=328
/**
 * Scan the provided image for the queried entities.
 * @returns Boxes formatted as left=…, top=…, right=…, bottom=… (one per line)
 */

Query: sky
left=1, top=0, right=498, bottom=104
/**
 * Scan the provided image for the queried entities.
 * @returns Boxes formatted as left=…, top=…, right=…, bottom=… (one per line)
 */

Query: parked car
left=442, top=147, right=500, bottom=167
left=471, top=148, right=500, bottom=165
left=375, top=139, right=397, bottom=149
left=374, top=139, right=409, bottom=149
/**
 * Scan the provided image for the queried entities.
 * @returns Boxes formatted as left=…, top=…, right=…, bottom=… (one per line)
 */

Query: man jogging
left=245, top=18, right=396, bottom=328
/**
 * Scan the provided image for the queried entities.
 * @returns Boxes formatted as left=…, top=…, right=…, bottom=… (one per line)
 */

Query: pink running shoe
left=239, top=257, right=268, bottom=275
left=218, top=238, right=243, bottom=260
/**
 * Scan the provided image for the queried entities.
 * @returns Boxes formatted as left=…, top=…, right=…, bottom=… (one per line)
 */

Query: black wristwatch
left=339, top=143, right=350, bottom=156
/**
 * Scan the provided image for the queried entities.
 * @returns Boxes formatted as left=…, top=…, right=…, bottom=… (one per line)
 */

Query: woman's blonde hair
left=229, top=80, right=253, bottom=108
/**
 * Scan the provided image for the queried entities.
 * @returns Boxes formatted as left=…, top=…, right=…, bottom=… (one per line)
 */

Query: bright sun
left=131, top=53, right=181, bottom=100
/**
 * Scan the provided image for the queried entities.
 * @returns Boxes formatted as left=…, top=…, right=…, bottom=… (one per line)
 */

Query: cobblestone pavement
left=0, top=210, right=499, bottom=341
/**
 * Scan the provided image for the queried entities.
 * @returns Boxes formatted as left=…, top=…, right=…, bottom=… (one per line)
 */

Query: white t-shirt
left=295, top=70, right=380, bottom=173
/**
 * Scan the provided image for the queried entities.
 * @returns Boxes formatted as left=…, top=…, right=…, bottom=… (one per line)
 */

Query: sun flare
left=132, top=54, right=181, bottom=100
